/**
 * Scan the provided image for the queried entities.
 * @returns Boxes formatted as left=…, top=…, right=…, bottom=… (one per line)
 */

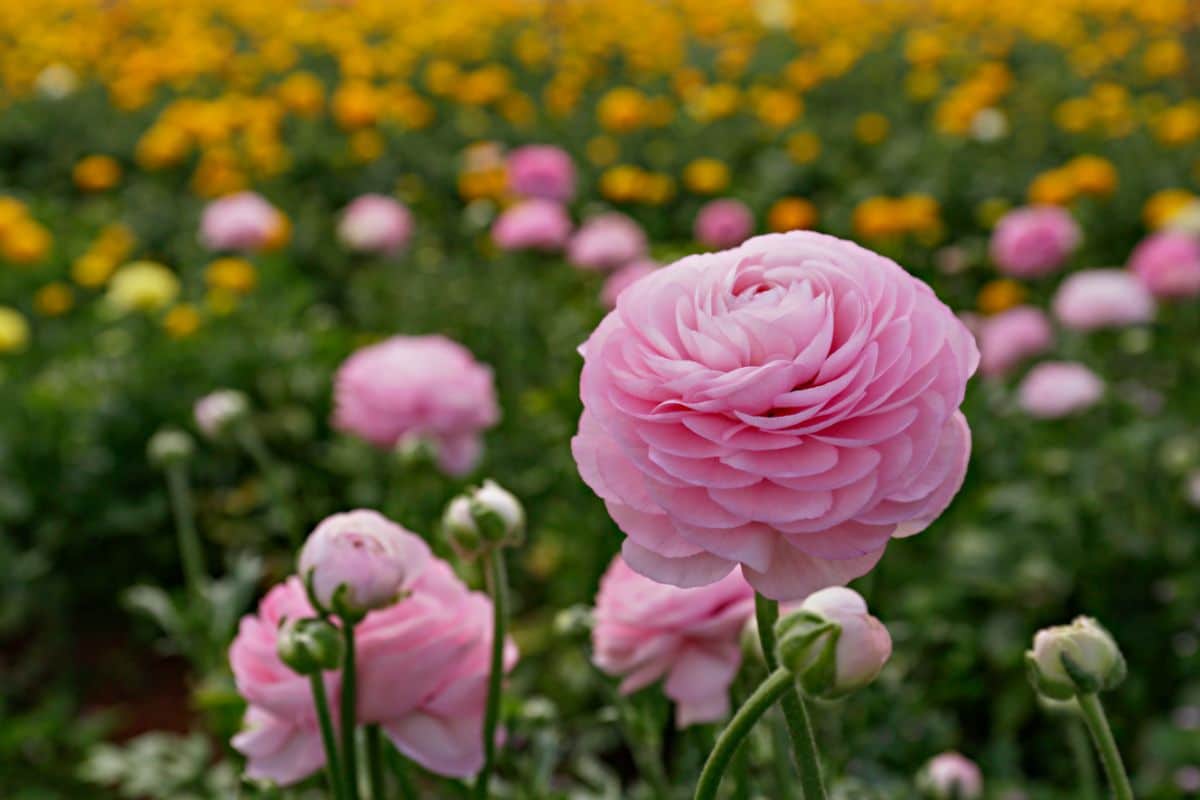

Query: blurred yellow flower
left=1143, top=39, right=1185, bottom=79
left=34, top=283, right=74, bottom=316
left=597, top=87, right=650, bottom=133
left=276, top=71, right=325, bottom=117
left=855, top=113, right=890, bottom=145
left=333, top=81, right=380, bottom=130
left=1143, top=189, right=1196, bottom=229
left=853, top=197, right=902, bottom=239
left=72, top=252, right=118, bottom=287
left=0, top=197, right=28, bottom=235
left=1066, top=155, right=1118, bottom=197
left=164, top=304, right=202, bottom=338
left=73, top=155, right=122, bottom=192
left=349, top=129, right=386, bottom=163
left=1, top=219, right=51, bottom=265
left=767, top=197, right=818, bottom=232
left=683, top=158, right=730, bottom=195
left=1155, top=105, right=1200, bottom=146
left=905, top=30, right=948, bottom=67
left=137, top=125, right=191, bottom=170
left=755, top=89, right=803, bottom=129
left=600, top=165, right=647, bottom=203
left=785, top=132, right=821, bottom=165
left=977, top=197, right=1012, bottom=228
left=107, top=261, right=180, bottom=313
left=586, top=136, right=620, bottom=167
left=0, top=306, right=30, bottom=353
left=978, top=279, right=1027, bottom=315
left=1028, top=168, right=1076, bottom=206
left=205, top=258, right=258, bottom=295
left=905, top=69, right=942, bottom=102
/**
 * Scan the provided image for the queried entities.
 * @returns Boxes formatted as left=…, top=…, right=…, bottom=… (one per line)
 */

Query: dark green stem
left=385, top=745, right=418, bottom=800
left=236, top=423, right=297, bottom=546
left=694, top=668, right=793, bottom=800
left=341, top=622, right=361, bottom=800
left=309, top=673, right=345, bottom=800
left=755, top=594, right=827, bottom=800
left=1077, top=693, right=1134, bottom=800
left=473, top=548, right=508, bottom=799
left=164, top=463, right=206, bottom=606
left=1067, top=715, right=1100, bottom=800
left=616, top=694, right=670, bottom=796
left=366, top=724, right=386, bottom=800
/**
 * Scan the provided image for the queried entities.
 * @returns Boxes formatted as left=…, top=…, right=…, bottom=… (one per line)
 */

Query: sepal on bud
left=277, top=616, right=343, bottom=675
left=442, top=479, right=525, bottom=559
left=775, top=611, right=842, bottom=697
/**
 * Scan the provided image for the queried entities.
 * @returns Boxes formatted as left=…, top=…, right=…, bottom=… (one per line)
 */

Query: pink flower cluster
left=694, top=199, right=754, bottom=250
left=200, top=191, right=284, bottom=253
left=989, top=205, right=1080, bottom=278
left=333, top=335, right=499, bottom=476
left=506, top=145, right=576, bottom=202
left=491, top=199, right=573, bottom=252
left=230, top=538, right=516, bottom=784
left=572, top=231, right=977, bottom=601
left=338, top=194, right=413, bottom=255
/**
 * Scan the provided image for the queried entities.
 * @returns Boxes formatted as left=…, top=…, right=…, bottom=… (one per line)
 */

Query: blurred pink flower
left=333, top=335, right=499, bottom=475
left=200, top=191, right=283, bottom=252
left=694, top=199, right=754, bottom=249
left=989, top=205, right=1081, bottom=278
left=298, top=509, right=430, bottom=615
left=1052, top=269, right=1155, bottom=331
left=1127, top=231, right=1200, bottom=299
left=567, top=212, right=648, bottom=271
left=1017, top=361, right=1103, bottom=418
left=230, top=556, right=516, bottom=783
left=600, top=259, right=657, bottom=309
left=338, top=194, right=414, bottom=255
left=571, top=232, right=978, bottom=601
left=506, top=145, right=576, bottom=202
left=491, top=199, right=572, bottom=252
left=977, top=306, right=1054, bottom=378
left=591, top=555, right=754, bottom=726
left=919, top=752, right=984, bottom=799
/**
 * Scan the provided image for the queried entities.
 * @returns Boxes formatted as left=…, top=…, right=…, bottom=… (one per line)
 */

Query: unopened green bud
left=277, top=617, right=343, bottom=675
left=775, top=587, right=892, bottom=699
left=442, top=479, right=525, bottom=559
left=1025, top=616, right=1125, bottom=700
left=147, top=428, right=195, bottom=468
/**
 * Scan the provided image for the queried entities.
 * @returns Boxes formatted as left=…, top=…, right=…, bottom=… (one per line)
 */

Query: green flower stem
left=309, top=673, right=345, bottom=800
left=755, top=594, right=828, bottom=800
left=235, top=423, right=298, bottom=546
left=164, top=463, right=206, bottom=606
left=1067, top=716, right=1100, bottom=800
left=615, top=694, right=670, bottom=796
left=366, top=724, right=386, bottom=800
left=341, top=622, right=361, bottom=800
left=1077, top=693, right=1134, bottom=800
left=694, top=668, right=794, bottom=800
left=384, top=745, right=418, bottom=800
left=474, top=548, right=509, bottom=800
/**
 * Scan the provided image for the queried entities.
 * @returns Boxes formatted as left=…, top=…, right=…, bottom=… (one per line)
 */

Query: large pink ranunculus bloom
left=1127, top=231, right=1200, bottom=299
left=1052, top=269, right=1155, bottom=331
left=567, top=213, right=648, bottom=271
left=506, top=145, right=576, bottom=202
left=977, top=306, right=1054, bottom=378
left=338, top=194, right=414, bottom=255
left=491, top=199, right=572, bottom=252
left=1017, top=361, right=1103, bottom=418
left=200, top=191, right=284, bottom=252
left=600, top=259, right=658, bottom=309
left=989, top=205, right=1081, bottom=278
left=230, top=557, right=516, bottom=783
left=333, top=335, right=499, bottom=476
left=572, top=231, right=978, bottom=601
left=694, top=199, right=754, bottom=250
left=591, top=555, right=754, bottom=727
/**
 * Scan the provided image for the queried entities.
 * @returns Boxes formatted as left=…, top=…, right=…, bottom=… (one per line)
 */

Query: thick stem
left=1077, top=693, right=1134, bottom=800
left=236, top=423, right=298, bottom=546
left=310, top=673, right=345, bottom=800
left=755, top=594, right=828, bottom=800
left=474, top=549, right=508, bottom=800
left=1067, top=716, right=1100, bottom=800
left=694, top=668, right=794, bottom=800
left=366, top=724, right=386, bottom=800
left=385, top=745, right=418, bottom=800
left=341, top=623, right=361, bottom=800
left=165, top=463, right=206, bottom=606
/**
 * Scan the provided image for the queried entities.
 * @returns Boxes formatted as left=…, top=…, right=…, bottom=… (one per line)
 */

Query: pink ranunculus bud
left=567, top=212, right=648, bottom=271
left=600, top=259, right=658, bottom=309
left=977, top=306, right=1054, bottom=378
left=918, top=752, right=984, bottom=799
left=200, top=191, right=284, bottom=253
left=1052, top=269, right=1155, bottom=331
left=776, top=586, right=891, bottom=698
left=298, top=509, right=431, bottom=617
left=572, top=231, right=978, bottom=601
left=694, top=198, right=754, bottom=249
left=332, top=335, right=499, bottom=476
left=338, top=194, right=414, bottom=255
left=591, top=555, right=755, bottom=727
left=1127, top=231, right=1200, bottom=299
left=491, top=198, right=573, bottom=252
left=989, top=205, right=1081, bottom=278
left=506, top=144, right=576, bottom=202
left=1017, top=361, right=1104, bottom=419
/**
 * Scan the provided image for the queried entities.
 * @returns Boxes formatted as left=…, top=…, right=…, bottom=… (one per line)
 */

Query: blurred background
left=1, top=0, right=1199, bottom=797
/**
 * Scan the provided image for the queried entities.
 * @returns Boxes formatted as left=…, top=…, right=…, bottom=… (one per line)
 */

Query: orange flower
left=767, top=197, right=818, bottom=232
left=73, top=155, right=122, bottom=192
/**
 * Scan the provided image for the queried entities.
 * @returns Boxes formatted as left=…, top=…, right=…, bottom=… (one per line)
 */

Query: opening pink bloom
left=1017, top=361, right=1103, bottom=418
left=1052, top=269, right=1155, bottom=331
left=694, top=199, right=755, bottom=250
left=591, top=555, right=755, bottom=726
left=572, top=232, right=978, bottom=601
left=333, top=335, right=499, bottom=476
left=919, top=752, right=984, bottom=799
left=567, top=212, right=648, bottom=271
left=989, top=205, right=1081, bottom=278
left=338, top=194, right=414, bottom=255
left=200, top=191, right=284, bottom=253
left=491, top=199, right=573, bottom=252
left=977, top=306, right=1054, bottom=378
left=506, top=144, right=576, bottom=202
left=600, top=259, right=658, bottom=309
left=230, top=556, right=517, bottom=784
left=1127, top=231, right=1200, bottom=299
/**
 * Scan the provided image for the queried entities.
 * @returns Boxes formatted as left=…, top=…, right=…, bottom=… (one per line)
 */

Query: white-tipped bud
left=147, top=428, right=195, bottom=467
left=775, top=587, right=892, bottom=699
left=1026, top=616, right=1126, bottom=700
left=442, top=479, right=525, bottom=559
left=193, top=389, right=250, bottom=439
